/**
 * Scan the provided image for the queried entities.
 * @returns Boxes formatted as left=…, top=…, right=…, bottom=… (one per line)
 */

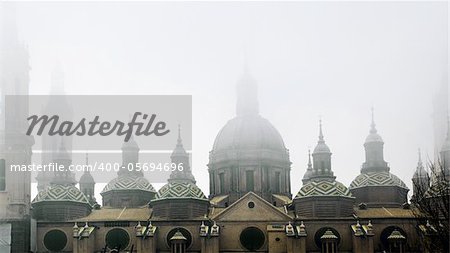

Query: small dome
left=212, top=115, right=286, bottom=152
left=154, top=182, right=207, bottom=200
left=101, top=175, right=155, bottom=193
left=79, top=172, right=95, bottom=184
left=365, top=132, right=383, bottom=143
left=295, top=180, right=353, bottom=199
left=313, top=142, right=330, bottom=153
left=349, top=171, right=408, bottom=190
left=32, top=185, right=90, bottom=204
left=303, top=169, right=313, bottom=181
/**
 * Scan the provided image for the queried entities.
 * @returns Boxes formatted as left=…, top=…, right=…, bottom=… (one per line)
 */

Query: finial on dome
left=319, top=117, right=324, bottom=142
left=370, top=107, right=377, bottom=134
left=177, top=124, right=182, bottom=144
left=236, top=63, right=259, bottom=116
left=307, top=149, right=312, bottom=168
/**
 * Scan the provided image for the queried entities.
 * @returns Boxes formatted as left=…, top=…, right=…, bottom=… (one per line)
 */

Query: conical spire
left=169, top=125, right=195, bottom=183
left=319, top=118, right=324, bottom=142
left=311, top=119, right=334, bottom=180
left=365, top=107, right=383, bottom=143
left=413, top=149, right=427, bottom=179
left=80, top=153, right=95, bottom=184
left=313, top=119, right=330, bottom=154
left=362, top=108, right=388, bottom=172
left=302, top=149, right=313, bottom=184
left=370, top=107, right=377, bottom=134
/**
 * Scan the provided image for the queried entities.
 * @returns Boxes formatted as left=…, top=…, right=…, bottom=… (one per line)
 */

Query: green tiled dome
left=295, top=180, right=353, bottom=199
left=349, top=171, right=408, bottom=190
left=32, top=185, right=89, bottom=204
left=101, top=175, right=156, bottom=193
left=154, top=182, right=207, bottom=200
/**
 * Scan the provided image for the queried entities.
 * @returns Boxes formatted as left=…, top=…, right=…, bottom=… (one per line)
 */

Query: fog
left=5, top=2, right=449, bottom=202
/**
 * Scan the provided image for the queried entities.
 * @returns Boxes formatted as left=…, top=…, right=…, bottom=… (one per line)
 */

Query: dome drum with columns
left=295, top=120, right=355, bottom=218
left=208, top=70, right=292, bottom=206
left=349, top=110, right=409, bottom=208
left=151, top=126, right=209, bottom=220
left=101, top=137, right=156, bottom=208
left=32, top=143, right=92, bottom=221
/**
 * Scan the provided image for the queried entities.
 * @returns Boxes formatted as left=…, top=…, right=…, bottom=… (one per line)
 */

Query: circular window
left=106, top=228, right=130, bottom=250
left=166, top=227, right=192, bottom=248
left=314, top=227, right=341, bottom=249
left=240, top=227, right=265, bottom=251
left=248, top=201, right=255, bottom=208
left=44, top=230, right=67, bottom=252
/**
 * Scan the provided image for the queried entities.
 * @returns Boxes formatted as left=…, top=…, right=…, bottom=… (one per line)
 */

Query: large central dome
left=208, top=69, right=291, bottom=206
left=212, top=115, right=286, bottom=152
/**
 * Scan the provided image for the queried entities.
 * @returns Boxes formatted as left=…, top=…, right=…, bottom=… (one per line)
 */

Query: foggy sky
left=9, top=2, right=449, bottom=201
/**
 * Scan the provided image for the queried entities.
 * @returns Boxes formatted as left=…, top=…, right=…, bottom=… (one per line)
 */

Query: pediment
left=211, top=192, right=292, bottom=222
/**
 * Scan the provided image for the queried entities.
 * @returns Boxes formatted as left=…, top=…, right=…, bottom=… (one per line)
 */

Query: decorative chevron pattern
left=349, top=171, right=408, bottom=190
left=102, top=175, right=156, bottom=193
left=32, top=185, right=89, bottom=204
left=155, top=182, right=207, bottom=200
left=295, top=180, right=353, bottom=198
left=295, top=180, right=353, bottom=199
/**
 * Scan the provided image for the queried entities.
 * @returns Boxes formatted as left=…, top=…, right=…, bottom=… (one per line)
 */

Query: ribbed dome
left=295, top=180, right=353, bottom=199
left=212, top=115, right=286, bottom=152
left=349, top=171, right=408, bottom=190
left=32, top=185, right=90, bottom=204
left=101, top=175, right=156, bottom=193
left=154, top=182, right=207, bottom=201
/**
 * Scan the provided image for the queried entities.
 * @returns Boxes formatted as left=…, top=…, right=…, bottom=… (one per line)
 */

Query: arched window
left=380, top=226, right=407, bottom=253
left=315, top=227, right=341, bottom=253
left=0, top=159, right=5, bottom=191
left=166, top=228, right=192, bottom=253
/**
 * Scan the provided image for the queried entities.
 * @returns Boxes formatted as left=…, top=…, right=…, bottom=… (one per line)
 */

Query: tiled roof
left=101, top=175, right=156, bottom=193
left=350, top=171, right=408, bottom=190
left=295, top=180, right=353, bottom=199
left=32, top=185, right=90, bottom=204
left=154, top=182, right=207, bottom=201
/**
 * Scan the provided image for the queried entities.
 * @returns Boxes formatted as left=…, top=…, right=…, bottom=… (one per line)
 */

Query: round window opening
left=240, top=227, right=265, bottom=251
left=248, top=201, right=255, bottom=208
left=44, top=230, right=67, bottom=252
left=106, top=228, right=130, bottom=250
left=166, top=227, right=193, bottom=248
